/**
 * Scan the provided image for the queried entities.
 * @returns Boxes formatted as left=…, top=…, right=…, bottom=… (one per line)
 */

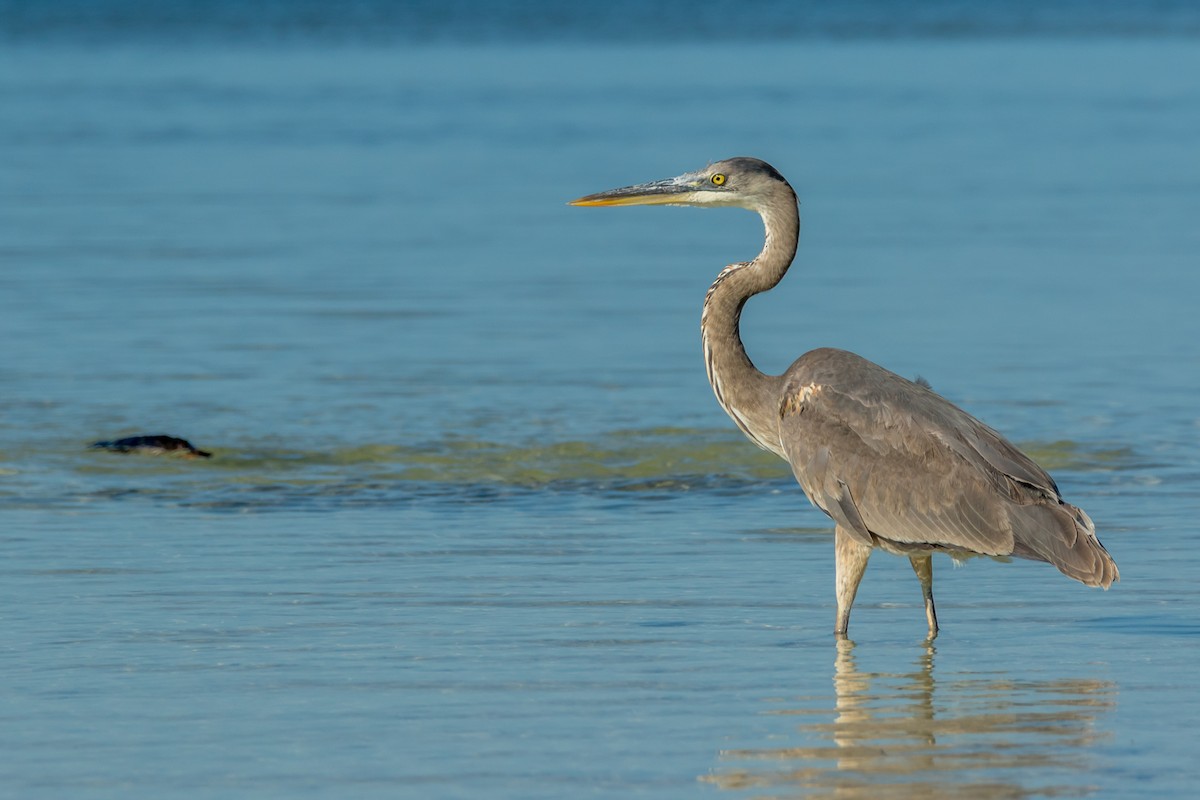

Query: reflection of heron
left=703, top=639, right=1116, bottom=797
left=572, top=158, right=1118, bottom=637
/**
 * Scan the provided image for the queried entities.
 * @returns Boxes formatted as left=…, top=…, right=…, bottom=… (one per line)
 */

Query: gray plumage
left=572, top=156, right=1117, bottom=637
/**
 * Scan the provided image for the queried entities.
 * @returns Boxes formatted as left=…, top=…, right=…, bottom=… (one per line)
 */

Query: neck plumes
left=700, top=194, right=799, bottom=458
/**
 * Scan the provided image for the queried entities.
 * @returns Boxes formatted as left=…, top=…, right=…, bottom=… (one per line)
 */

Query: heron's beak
left=569, top=174, right=704, bottom=207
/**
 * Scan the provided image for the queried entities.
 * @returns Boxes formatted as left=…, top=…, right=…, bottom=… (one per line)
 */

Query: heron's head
left=569, top=157, right=795, bottom=213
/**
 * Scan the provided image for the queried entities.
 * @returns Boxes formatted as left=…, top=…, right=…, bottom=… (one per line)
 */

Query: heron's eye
left=711, top=174, right=727, bottom=186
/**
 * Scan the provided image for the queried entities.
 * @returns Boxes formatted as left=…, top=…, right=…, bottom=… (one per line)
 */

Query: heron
left=570, top=157, right=1118, bottom=638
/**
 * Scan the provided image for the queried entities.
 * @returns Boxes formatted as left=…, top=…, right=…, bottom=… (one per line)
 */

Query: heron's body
left=572, top=157, right=1117, bottom=637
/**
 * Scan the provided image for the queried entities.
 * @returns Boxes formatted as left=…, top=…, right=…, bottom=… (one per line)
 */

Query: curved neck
left=700, top=195, right=799, bottom=456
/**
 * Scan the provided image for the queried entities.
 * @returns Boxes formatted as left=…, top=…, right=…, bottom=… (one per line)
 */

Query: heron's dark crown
left=714, top=157, right=788, bottom=186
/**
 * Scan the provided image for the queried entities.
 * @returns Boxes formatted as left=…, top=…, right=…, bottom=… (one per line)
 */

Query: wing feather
left=778, top=349, right=1031, bottom=557
left=775, top=348, right=1117, bottom=586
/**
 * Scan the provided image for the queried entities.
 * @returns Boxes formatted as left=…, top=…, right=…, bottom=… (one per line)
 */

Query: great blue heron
left=570, top=157, right=1118, bottom=638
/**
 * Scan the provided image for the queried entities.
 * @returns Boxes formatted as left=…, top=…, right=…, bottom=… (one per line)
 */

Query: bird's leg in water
left=834, top=525, right=872, bottom=636
left=909, top=555, right=939, bottom=639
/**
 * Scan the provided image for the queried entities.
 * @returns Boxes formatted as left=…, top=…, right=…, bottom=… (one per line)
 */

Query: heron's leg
left=909, top=555, right=939, bottom=639
left=834, top=525, right=872, bottom=637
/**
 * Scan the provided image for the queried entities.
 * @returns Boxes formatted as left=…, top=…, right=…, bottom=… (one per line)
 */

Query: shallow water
left=4, top=6, right=1200, bottom=798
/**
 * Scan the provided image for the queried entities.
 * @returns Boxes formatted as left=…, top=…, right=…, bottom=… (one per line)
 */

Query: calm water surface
left=3, top=11, right=1200, bottom=798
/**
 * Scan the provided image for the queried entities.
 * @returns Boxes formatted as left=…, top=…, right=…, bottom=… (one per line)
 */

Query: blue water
left=4, top=4, right=1200, bottom=797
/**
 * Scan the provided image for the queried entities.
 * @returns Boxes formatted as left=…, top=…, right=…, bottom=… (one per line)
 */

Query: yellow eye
left=711, top=173, right=726, bottom=186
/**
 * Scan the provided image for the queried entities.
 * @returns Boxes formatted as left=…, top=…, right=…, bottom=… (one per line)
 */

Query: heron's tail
left=1008, top=501, right=1119, bottom=589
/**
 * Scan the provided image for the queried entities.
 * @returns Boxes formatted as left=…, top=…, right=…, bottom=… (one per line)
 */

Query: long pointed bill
left=569, top=174, right=704, bottom=207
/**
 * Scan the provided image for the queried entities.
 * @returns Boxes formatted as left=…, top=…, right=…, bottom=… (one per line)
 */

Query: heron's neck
left=700, top=199, right=798, bottom=457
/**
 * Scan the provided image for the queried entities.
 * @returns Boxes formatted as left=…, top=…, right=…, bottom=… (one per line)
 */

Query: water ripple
left=0, top=427, right=1151, bottom=512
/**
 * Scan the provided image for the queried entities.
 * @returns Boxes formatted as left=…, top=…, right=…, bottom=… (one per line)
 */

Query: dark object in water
left=90, top=435, right=212, bottom=458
